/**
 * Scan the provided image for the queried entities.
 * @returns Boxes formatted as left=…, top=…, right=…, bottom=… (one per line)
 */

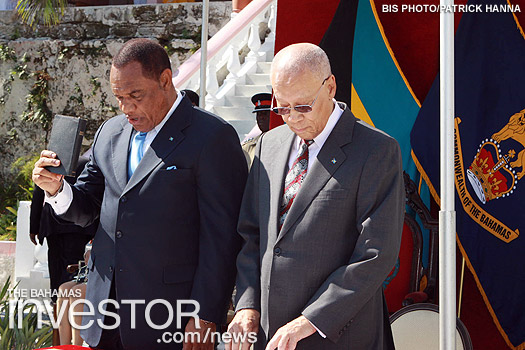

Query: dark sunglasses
left=271, top=76, right=330, bottom=116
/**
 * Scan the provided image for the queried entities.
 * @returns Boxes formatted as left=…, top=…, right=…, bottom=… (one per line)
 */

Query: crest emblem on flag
left=454, top=117, right=520, bottom=243
left=467, top=109, right=525, bottom=204
left=468, top=148, right=516, bottom=205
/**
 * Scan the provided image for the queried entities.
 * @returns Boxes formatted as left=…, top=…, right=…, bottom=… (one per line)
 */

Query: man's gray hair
left=271, top=43, right=332, bottom=81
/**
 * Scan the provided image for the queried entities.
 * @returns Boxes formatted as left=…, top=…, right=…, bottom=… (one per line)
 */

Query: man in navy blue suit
left=33, top=39, right=247, bottom=350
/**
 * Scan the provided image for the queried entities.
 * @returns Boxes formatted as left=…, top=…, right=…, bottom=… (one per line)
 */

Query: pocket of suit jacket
left=156, top=168, right=195, bottom=184
left=315, top=188, right=350, bottom=200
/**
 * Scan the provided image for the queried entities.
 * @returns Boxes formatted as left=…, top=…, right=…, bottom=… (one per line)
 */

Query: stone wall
left=0, top=2, right=231, bottom=181
left=0, top=241, right=16, bottom=288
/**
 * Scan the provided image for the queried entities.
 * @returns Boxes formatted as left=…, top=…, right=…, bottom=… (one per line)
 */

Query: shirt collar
left=312, top=99, right=343, bottom=148
left=293, top=99, right=343, bottom=149
left=151, top=88, right=184, bottom=134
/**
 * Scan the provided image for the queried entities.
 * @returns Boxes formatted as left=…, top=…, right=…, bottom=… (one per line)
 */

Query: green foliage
left=0, top=209, right=17, bottom=241
left=20, top=70, right=53, bottom=133
left=10, top=28, right=21, bottom=41
left=6, top=129, right=18, bottom=143
left=1, top=154, right=37, bottom=208
left=163, top=44, right=176, bottom=57
left=2, top=50, right=53, bottom=136
left=16, top=0, right=67, bottom=27
left=11, top=54, right=31, bottom=80
left=179, top=27, right=202, bottom=54
left=0, top=154, right=39, bottom=241
left=0, top=277, right=54, bottom=349
left=90, top=76, right=101, bottom=96
left=0, top=45, right=16, bottom=63
left=68, top=82, right=83, bottom=106
left=11, top=64, right=30, bottom=80
left=10, top=155, right=37, bottom=199
left=57, top=47, right=69, bottom=61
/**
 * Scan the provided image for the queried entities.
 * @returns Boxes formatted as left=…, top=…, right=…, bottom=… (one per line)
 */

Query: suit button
left=109, top=266, right=113, bottom=273
left=119, top=268, right=123, bottom=272
left=116, top=231, right=123, bottom=239
left=274, top=247, right=281, bottom=256
left=120, top=196, right=127, bottom=203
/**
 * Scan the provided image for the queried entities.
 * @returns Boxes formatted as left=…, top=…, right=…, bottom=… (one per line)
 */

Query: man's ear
left=160, top=68, right=173, bottom=90
left=327, top=75, right=337, bottom=99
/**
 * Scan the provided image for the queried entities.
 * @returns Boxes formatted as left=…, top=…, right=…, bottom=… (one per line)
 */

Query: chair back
left=390, top=303, right=473, bottom=350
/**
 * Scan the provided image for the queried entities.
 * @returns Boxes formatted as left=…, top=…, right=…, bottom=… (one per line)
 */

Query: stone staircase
left=213, top=61, right=273, bottom=137
left=173, top=0, right=276, bottom=139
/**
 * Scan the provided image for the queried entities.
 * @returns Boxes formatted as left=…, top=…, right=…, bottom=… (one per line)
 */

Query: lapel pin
left=169, top=137, right=174, bottom=141
left=331, top=158, right=337, bottom=164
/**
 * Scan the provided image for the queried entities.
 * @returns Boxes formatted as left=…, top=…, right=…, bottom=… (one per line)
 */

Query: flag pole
left=199, top=0, right=209, bottom=108
left=458, top=257, right=466, bottom=318
left=439, top=0, right=456, bottom=349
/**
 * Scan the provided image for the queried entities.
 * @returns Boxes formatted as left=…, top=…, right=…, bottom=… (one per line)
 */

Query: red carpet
left=36, top=346, right=89, bottom=350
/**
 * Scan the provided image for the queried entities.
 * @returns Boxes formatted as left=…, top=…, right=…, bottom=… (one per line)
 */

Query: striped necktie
left=128, top=131, right=147, bottom=180
left=279, top=139, right=314, bottom=229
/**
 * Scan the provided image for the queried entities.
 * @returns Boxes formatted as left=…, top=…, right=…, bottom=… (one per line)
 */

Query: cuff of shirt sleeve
left=305, top=316, right=326, bottom=338
left=44, top=181, right=73, bottom=215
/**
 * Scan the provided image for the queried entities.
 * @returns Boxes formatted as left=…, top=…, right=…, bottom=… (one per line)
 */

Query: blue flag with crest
left=411, top=0, right=525, bottom=348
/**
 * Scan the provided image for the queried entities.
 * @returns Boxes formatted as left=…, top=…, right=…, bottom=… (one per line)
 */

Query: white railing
left=14, top=201, right=51, bottom=295
left=173, top=0, right=276, bottom=111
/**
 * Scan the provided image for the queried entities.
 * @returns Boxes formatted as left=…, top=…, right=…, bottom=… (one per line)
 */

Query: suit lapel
left=111, top=119, right=133, bottom=194
left=268, top=130, right=295, bottom=240
left=122, top=98, right=193, bottom=196
left=277, top=106, right=356, bottom=242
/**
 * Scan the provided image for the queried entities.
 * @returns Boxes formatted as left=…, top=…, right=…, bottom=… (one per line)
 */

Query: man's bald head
left=270, top=43, right=337, bottom=140
left=271, top=43, right=332, bottom=82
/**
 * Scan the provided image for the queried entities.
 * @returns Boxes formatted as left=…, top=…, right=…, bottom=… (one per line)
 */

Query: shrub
left=0, top=154, right=39, bottom=240
left=0, top=277, right=53, bottom=349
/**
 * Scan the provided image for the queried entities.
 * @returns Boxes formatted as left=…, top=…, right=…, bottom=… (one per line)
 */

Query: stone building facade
left=0, top=2, right=231, bottom=180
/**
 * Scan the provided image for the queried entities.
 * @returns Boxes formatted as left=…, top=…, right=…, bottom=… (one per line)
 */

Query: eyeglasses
left=271, top=76, right=330, bottom=116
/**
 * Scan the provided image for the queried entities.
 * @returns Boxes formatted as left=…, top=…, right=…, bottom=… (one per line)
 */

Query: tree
left=16, top=0, right=67, bottom=27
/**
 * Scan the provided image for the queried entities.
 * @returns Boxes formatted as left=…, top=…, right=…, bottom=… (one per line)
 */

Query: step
left=258, top=50, right=274, bottom=62
left=246, top=73, right=271, bottom=86
left=214, top=106, right=255, bottom=121
left=224, top=95, right=253, bottom=108
left=256, top=62, right=272, bottom=74
left=227, top=119, right=257, bottom=139
left=260, top=42, right=275, bottom=59
left=235, top=84, right=272, bottom=97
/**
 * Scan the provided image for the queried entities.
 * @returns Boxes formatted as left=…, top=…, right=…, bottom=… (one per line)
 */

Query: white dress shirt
left=45, top=89, right=184, bottom=214
left=286, top=99, right=343, bottom=172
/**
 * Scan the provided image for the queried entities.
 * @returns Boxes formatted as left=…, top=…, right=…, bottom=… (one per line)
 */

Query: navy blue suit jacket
left=60, top=96, right=247, bottom=349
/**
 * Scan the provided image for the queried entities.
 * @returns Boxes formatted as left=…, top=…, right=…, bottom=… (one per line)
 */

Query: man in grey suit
left=32, top=39, right=247, bottom=350
left=227, top=43, right=404, bottom=350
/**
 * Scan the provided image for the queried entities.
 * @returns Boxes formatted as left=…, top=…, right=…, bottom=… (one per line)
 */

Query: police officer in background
left=241, top=92, right=272, bottom=165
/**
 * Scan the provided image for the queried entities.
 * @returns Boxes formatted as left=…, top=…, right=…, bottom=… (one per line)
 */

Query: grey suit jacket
left=235, top=103, right=404, bottom=350
left=60, top=97, right=248, bottom=349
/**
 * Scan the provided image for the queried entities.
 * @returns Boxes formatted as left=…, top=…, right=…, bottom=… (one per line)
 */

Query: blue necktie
left=128, top=131, right=147, bottom=179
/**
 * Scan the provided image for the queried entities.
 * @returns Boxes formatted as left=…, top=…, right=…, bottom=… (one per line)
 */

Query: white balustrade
left=14, top=201, right=51, bottom=299
left=174, top=0, right=276, bottom=137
